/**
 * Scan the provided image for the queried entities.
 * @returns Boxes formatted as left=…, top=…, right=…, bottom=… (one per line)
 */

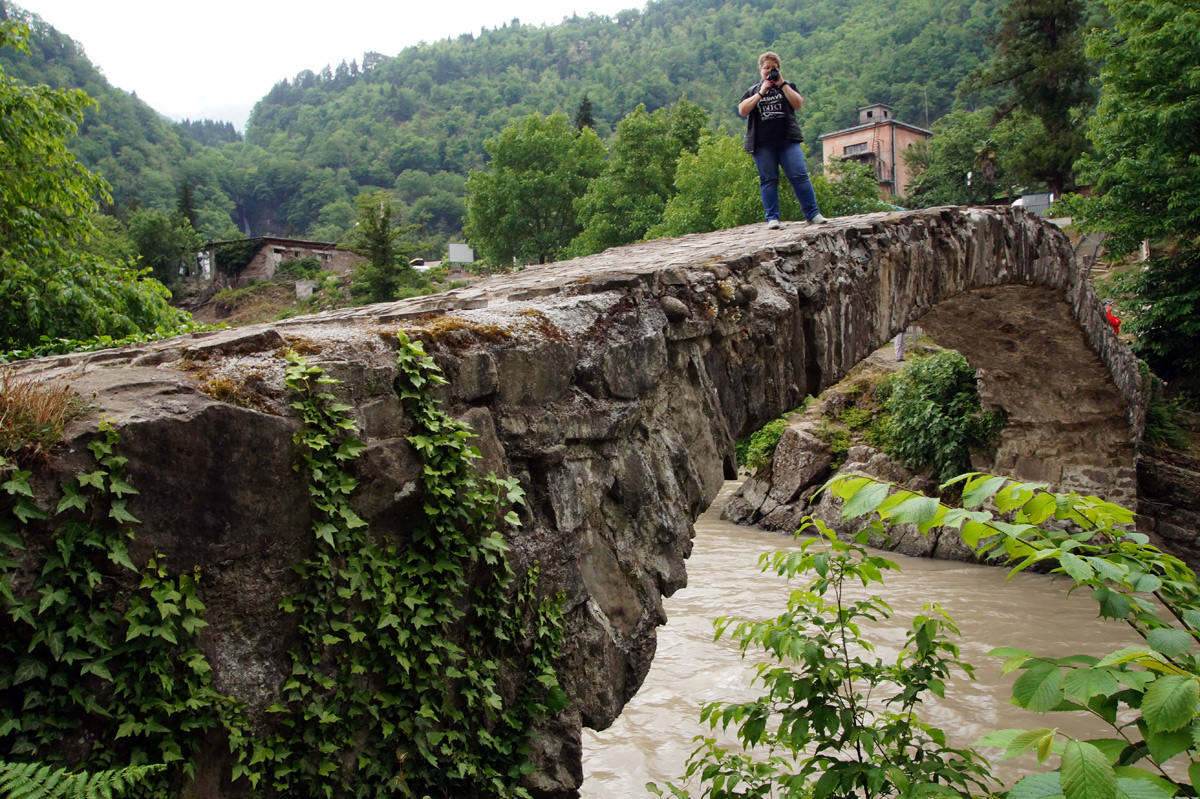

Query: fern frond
left=0, top=760, right=165, bottom=799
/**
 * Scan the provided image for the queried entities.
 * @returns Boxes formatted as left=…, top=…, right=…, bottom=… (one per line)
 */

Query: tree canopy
left=959, top=0, right=1097, bottom=195
left=464, top=114, right=606, bottom=265
left=1063, top=0, right=1200, bottom=256
left=0, top=19, right=186, bottom=350
left=567, top=97, right=708, bottom=257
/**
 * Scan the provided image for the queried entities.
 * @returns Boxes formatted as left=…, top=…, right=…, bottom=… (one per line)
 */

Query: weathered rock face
left=9, top=208, right=1143, bottom=797
left=1139, top=439, right=1200, bottom=567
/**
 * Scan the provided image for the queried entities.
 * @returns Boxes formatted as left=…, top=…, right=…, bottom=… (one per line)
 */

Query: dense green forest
left=1, top=0, right=1003, bottom=249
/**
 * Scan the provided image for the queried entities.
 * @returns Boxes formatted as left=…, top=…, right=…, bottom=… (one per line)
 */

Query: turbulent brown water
left=580, top=481, right=1140, bottom=797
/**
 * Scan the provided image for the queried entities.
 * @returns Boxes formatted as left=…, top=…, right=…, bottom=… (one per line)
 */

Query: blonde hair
left=758, top=51, right=781, bottom=69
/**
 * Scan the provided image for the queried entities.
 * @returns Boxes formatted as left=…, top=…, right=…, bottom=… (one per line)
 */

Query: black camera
left=768, top=68, right=780, bottom=82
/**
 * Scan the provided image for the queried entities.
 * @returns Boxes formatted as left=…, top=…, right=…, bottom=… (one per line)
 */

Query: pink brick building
left=817, top=104, right=932, bottom=199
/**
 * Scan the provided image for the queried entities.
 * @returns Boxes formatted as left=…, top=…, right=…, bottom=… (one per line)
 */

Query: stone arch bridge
left=18, top=207, right=1143, bottom=797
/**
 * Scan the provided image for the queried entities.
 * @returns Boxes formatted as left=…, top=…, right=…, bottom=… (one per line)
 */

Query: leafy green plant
left=882, top=350, right=1007, bottom=481
left=248, top=342, right=566, bottom=798
left=649, top=522, right=993, bottom=798
left=1, top=323, right=222, bottom=364
left=828, top=472, right=1200, bottom=799
left=864, top=412, right=893, bottom=451
left=1144, top=393, right=1191, bottom=450
left=0, top=760, right=164, bottom=799
left=737, top=417, right=788, bottom=474
left=736, top=400, right=812, bottom=474
left=0, top=421, right=245, bottom=788
left=276, top=256, right=323, bottom=279
left=210, top=238, right=259, bottom=277
left=1112, top=248, right=1200, bottom=386
left=838, top=406, right=872, bottom=430
left=813, top=419, right=851, bottom=469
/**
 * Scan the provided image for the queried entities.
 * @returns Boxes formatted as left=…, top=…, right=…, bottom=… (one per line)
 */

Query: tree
left=0, top=20, right=186, bottom=351
left=568, top=97, right=708, bottom=257
left=959, top=0, right=1096, bottom=195
left=176, top=179, right=198, bottom=229
left=1058, top=0, right=1200, bottom=387
left=815, top=159, right=892, bottom=218
left=346, top=191, right=422, bottom=303
left=127, top=209, right=204, bottom=285
left=573, top=94, right=596, bottom=131
left=464, top=113, right=606, bottom=266
left=649, top=132, right=765, bottom=238
left=1061, top=0, right=1200, bottom=257
left=904, top=109, right=1037, bottom=207
left=651, top=132, right=887, bottom=239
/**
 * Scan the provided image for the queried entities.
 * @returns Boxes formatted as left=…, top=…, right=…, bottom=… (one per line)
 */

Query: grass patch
left=813, top=419, right=851, bottom=469
left=0, top=370, right=91, bottom=464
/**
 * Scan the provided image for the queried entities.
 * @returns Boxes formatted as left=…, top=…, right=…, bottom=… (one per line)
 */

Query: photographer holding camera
left=738, top=51, right=827, bottom=229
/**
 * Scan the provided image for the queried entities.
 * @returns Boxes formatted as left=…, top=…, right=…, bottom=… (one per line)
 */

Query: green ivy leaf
left=13, top=658, right=48, bottom=684
left=12, top=498, right=48, bottom=523
left=108, top=498, right=140, bottom=524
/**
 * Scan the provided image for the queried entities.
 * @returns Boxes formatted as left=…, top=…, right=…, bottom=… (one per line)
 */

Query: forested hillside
left=0, top=5, right=206, bottom=218
left=3, top=0, right=1001, bottom=248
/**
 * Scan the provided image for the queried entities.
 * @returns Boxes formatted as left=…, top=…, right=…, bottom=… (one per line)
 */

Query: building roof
left=817, top=119, right=934, bottom=140
left=202, top=236, right=340, bottom=249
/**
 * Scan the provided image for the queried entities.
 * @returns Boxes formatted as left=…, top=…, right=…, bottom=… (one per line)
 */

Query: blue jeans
left=751, top=140, right=821, bottom=222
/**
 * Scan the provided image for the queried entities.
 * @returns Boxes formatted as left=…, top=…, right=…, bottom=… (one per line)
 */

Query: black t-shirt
left=752, top=83, right=790, bottom=146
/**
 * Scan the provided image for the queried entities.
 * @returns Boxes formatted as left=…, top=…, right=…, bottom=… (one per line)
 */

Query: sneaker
left=766, top=219, right=781, bottom=230
left=809, top=214, right=829, bottom=224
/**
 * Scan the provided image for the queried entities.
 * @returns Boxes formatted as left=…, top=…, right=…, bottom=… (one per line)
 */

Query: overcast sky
left=15, top=0, right=641, bottom=130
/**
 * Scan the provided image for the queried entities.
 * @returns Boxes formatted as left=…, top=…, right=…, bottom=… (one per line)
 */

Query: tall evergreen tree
left=574, top=94, right=595, bottom=131
left=347, top=191, right=421, bottom=302
left=176, top=179, right=198, bottom=229
left=960, top=0, right=1096, bottom=195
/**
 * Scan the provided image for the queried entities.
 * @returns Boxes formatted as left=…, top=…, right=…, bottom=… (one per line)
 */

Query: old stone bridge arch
left=21, top=207, right=1143, bottom=797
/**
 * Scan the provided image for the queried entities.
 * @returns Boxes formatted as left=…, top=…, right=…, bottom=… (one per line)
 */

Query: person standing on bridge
left=738, top=51, right=828, bottom=230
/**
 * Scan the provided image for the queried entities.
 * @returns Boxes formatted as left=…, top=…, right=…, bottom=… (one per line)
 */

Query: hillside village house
left=196, top=237, right=364, bottom=285
left=818, top=103, right=932, bottom=199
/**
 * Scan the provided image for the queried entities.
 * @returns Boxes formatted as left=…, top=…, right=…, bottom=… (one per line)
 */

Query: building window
left=844, top=142, right=869, bottom=155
